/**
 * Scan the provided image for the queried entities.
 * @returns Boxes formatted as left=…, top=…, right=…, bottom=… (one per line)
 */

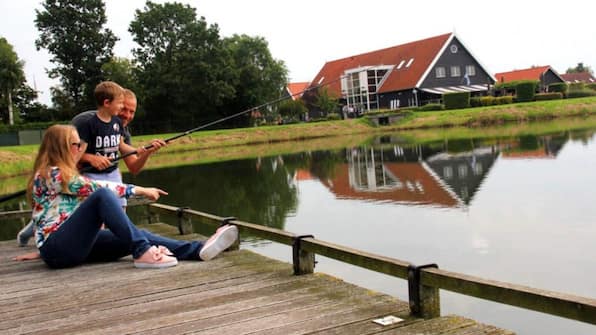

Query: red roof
left=308, top=33, right=453, bottom=96
left=560, top=72, right=596, bottom=83
left=494, top=66, right=553, bottom=83
left=320, top=162, right=460, bottom=207
left=286, top=82, right=310, bottom=100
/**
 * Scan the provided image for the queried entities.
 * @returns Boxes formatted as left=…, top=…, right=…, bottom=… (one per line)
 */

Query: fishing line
left=0, top=66, right=376, bottom=203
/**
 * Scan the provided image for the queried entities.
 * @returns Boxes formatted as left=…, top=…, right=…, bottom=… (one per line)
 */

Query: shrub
left=443, top=92, right=470, bottom=109
left=470, top=97, right=482, bottom=107
left=535, top=92, right=563, bottom=101
left=567, top=90, right=596, bottom=98
left=569, top=83, right=585, bottom=91
left=548, top=83, right=568, bottom=95
left=326, top=113, right=341, bottom=121
left=418, top=103, right=444, bottom=111
left=515, top=82, right=537, bottom=102
left=586, top=83, right=596, bottom=91
left=496, top=96, right=514, bottom=104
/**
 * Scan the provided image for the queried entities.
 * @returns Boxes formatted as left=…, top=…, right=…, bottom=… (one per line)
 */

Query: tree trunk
left=7, top=90, right=14, bottom=126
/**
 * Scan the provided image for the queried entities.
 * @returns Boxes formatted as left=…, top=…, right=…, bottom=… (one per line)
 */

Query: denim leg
left=86, top=230, right=131, bottom=262
left=138, top=229, right=204, bottom=260
left=39, top=188, right=151, bottom=268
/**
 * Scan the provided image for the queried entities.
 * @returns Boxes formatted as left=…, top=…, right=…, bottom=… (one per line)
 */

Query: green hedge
left=567, top=90, right=596, bottom=98
left=0, top=121, right=58, bottom=133
left=496, top=96, right=514, bottom=104
left=569, top=83, right=585, bottom=91
left=418, top=103, right=444, bottom=111
left=535, top=92, right=563, bottom=101
left=515, top=82, right=537, bottom=102
left=443, top=92, right=470, bottom=109
left=548, top=82, right=568, bottom=95
left=587, top=83, right=596, bottom=91
left=494, top=80, right=538, bottom=91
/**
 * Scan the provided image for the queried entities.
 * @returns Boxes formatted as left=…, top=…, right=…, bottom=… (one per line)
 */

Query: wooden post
left=292, top=235, right=315, bottom=275
left=176, top=207, right=192, bottom=235
left=408, top=264, right=440, bottom=318
left=147, top=205, right=160, bottom=224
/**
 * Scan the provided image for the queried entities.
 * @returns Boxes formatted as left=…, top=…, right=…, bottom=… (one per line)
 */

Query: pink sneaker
left=134, top=246, right=178, bottom=269
left=199, top=225, right=239, bottom=261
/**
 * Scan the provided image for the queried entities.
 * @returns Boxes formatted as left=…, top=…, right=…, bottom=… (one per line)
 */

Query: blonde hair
left=27, top=125, right=79, bottom=204
left=94, top=81, right=124, bottom=107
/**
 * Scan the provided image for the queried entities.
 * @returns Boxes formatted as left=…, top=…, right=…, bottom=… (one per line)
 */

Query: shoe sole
left=134, top=258, right=178, bottom=269
left=199, top=225, right=238, bottom=261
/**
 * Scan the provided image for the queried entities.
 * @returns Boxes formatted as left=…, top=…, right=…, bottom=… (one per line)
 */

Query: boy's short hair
left=94, top=81, right=124, bottom=107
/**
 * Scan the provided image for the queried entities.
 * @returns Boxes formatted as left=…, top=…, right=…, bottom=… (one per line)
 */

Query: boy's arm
left=120, top=139, right=166, bottom=175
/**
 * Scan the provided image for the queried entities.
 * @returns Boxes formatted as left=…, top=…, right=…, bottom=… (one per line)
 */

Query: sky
left=1, top=0, right=595, bottom=105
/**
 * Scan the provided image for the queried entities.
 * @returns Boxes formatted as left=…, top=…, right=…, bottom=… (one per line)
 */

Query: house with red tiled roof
left=494, top=65, right=564, bottom=91
left=282, top=82, right=311, bottom=100
left=560, top=72, right=596, bottom=84
left=304, top=32, right=495, bottom=114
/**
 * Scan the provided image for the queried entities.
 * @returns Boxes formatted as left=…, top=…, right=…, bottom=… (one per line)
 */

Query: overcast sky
left=1, top=0, right=594, bottom=105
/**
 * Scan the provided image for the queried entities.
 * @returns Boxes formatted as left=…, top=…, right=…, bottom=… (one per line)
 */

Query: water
left=3, top=127, right=596, bottom=334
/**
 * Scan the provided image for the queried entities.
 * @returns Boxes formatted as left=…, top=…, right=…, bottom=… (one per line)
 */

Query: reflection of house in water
left=319, top=146, right=497, bottom=208
left=424, top=147, right=499, bottom=205
left=499, top=135, right=565, bottom=159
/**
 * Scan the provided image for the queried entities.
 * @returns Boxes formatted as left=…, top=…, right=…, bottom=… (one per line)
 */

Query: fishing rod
left=0, top=66, right=375, bottom=204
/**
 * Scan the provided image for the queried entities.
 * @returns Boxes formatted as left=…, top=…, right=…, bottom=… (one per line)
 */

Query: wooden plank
left=0, top=225, right=512, bottom=335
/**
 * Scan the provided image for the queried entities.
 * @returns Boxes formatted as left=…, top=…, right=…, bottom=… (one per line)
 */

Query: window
left=436, top=67, right=446, bottom=78
left=443, top=166, right=453, bottom=179
left=397, top=60, right=405, bottom=69
left=451, top=66, right=461, bottom=77
left=466, top=65, right=476, bottom=76
left=450, top=44, right=458, bottom=53
left=405, top=58, right=414, bottom=67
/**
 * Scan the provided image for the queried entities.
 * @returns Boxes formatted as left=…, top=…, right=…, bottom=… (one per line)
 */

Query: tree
left=220, top=35, right=288, bottom=127
left=35, top=0, right=117, bottom=115
left=566, top=62, right=593, bottom=75
left=0, top=37, right=25, bottom=125
left=314, top=87, right=339, bottom=116
left=101, top=57, right=138, bottom=92
left=278, top=99, right=307, bottom=122
left=129, top=1, right=235, bottom=132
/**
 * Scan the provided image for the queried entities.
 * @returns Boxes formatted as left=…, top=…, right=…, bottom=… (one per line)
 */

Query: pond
left=3, top=123, right=596, bottom=334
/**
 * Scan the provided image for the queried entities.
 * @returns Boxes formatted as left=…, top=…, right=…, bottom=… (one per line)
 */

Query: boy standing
left=76, top=81, right=127, bottom=203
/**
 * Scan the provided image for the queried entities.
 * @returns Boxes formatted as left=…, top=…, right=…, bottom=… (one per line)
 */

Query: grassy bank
left=1, top=96, right=595, bottom=181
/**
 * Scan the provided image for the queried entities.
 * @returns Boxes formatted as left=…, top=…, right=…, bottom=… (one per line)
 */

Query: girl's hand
left=13, top=252, right=41, bottom=261
left=135, top=187, right=168, bottom=201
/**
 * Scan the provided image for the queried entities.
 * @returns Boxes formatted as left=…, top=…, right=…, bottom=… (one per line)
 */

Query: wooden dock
left=0, top=224, right=513, bottom=335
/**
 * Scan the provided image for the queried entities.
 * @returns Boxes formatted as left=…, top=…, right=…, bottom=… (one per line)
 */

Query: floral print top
left=32, top=167, right=135, bottom=248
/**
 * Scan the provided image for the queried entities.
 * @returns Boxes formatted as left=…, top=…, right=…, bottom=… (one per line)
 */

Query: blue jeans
left=39, top=188, right=203, bottom=268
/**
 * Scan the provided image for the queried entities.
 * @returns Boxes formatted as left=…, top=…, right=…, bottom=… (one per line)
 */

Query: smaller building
left=560, top=72, right=595, bottom=84
left=282, top=82, right=311, bottom=100
left=494, top=65, right=564, bottom=92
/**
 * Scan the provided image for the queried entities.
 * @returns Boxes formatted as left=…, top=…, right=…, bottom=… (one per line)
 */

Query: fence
left=3, top=202, right=595, bottom=324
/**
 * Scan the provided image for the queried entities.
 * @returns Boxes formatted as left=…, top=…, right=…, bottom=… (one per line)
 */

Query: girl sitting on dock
left=20, top=124, right=238, bottom=269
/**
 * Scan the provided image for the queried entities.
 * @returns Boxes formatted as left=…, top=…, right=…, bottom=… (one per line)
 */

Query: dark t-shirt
left=74, top=112, right=124, bottom=174
left=72, top=111, right=131, bottom=144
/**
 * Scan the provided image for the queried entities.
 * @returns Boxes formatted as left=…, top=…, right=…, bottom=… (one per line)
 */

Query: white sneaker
left=199, top=225, right=238, bottom=261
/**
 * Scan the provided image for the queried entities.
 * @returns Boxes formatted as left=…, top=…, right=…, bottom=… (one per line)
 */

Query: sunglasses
left=71, top=142, right=82, bottom=149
